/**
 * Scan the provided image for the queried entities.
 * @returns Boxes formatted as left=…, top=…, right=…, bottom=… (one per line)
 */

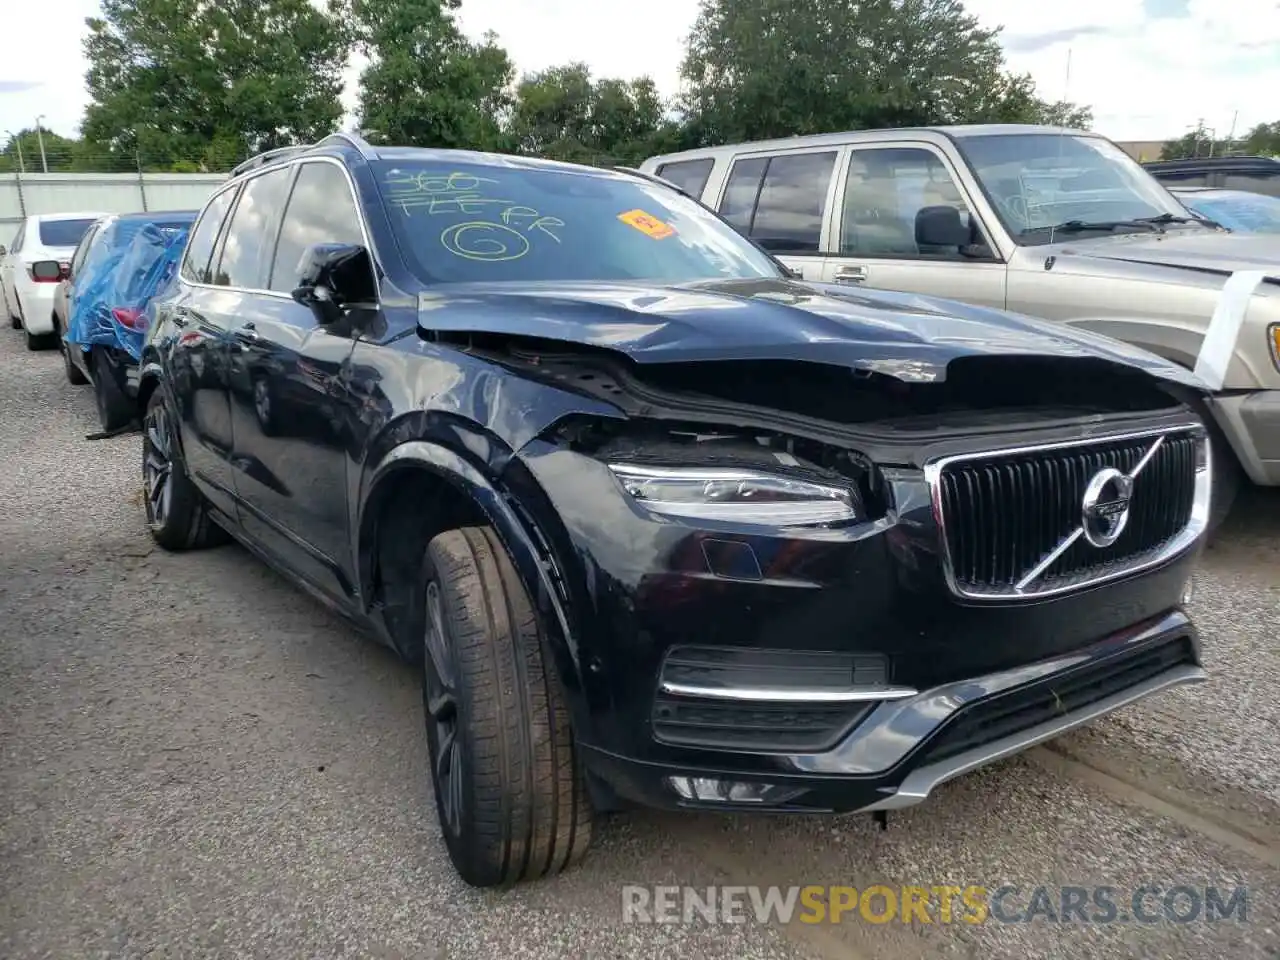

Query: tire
left=142, top=389, right=229, bottom=551
left=91, top=348, right=136, bottom=431
left=59, top=318, right=89, bottom=385
left=421, top=526, right=593, bottom=887
left=251, top=374, right=279, bottom=436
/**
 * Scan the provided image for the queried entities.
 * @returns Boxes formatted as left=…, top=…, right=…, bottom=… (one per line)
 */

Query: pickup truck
left=640, top=125, right=1280, bottom=525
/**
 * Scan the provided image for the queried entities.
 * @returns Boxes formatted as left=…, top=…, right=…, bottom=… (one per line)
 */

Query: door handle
left=834, top=265, right=869, bottom=284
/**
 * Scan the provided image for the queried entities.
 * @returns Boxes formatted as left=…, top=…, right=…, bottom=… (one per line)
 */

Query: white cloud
left=1, top=0, right=1276, bottom=149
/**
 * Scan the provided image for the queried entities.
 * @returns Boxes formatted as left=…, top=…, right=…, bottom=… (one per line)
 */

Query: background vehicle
left=640, top=126, right=1280, bottom=524
left=1, top=211, right=106, bottom=350
left=1171, top=186, right=1280, bottom=235
left=57, top=211, right=197, bottom=430
left=1144, top=155, right=1280, bottom=198
left=141, top=134, right=1210, bottom=888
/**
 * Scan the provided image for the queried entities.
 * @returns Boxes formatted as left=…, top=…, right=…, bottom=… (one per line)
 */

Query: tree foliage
left=53, top=0, right=1101, bottom=175
left=1242, top=121, right=1280, bottom=158
left=80, top=0, right=349, bottom=171
left=0, top=128, right=85, bottom=174
left=509, top=64, right=679, bottom=165
left=677, top=0, right=1091, bottom=145
left=347, top=0, right=515, bottom=151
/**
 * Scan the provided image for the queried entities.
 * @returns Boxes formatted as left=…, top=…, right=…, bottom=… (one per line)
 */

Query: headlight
left=608, top=463, right=858, bottom=526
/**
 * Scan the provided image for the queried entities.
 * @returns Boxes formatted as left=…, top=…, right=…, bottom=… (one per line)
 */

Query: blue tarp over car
left=67, top=214, right=195, bottom=362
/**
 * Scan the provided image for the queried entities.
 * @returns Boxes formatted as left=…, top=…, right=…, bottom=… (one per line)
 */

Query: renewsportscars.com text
left=621, top=884, right=1249, bottom=925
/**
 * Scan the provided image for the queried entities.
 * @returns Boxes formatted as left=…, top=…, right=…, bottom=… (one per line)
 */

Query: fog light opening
left=667, top=776, right=805, bottom=805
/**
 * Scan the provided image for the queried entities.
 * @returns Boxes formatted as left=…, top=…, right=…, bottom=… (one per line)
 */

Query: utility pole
left=1226, top=110, right=1239, bottom=154
left=4, top=130, right=25, bottom=173
left=34, top=116, right=48, bottom=173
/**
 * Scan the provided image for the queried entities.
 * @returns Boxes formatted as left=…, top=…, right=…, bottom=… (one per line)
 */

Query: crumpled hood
left=417, top=277, right=1205, bottom=389
left=1047, top=229, right=1280, bottom=277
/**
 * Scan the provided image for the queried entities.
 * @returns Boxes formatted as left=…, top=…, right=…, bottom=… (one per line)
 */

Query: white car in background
left=2, top=212, right=107, bottom=350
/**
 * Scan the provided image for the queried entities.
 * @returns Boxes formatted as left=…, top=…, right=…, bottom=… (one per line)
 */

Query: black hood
left=416, top=277, right=1205, bottom=389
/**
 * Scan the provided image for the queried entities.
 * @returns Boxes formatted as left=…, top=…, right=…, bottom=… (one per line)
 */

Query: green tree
left=80, top=0, right=349, bottom=172
left=677, top=0, right=1093, bottom=144
left=510, top=64, right=679, bottom=166
left=348, top=0, right=515, bottom=151
left=1162, top=123, right=1230, bottom=161
left=1242, top=121, right=1280, bottom=157
left=0, top=128, right=83, bottom=174
left=1034, top=99, right=1094, bottom=129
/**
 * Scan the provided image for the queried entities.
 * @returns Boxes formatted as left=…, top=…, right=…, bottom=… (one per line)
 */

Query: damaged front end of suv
left=409, top=275, right=1210, bottom=834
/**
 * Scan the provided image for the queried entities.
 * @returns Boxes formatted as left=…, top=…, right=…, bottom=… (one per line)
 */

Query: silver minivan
left=640, top=125, right=1280, bottom=512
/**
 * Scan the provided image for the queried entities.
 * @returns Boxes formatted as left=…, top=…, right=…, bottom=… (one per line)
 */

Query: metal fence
left=1, top=172, right=230, bottom=240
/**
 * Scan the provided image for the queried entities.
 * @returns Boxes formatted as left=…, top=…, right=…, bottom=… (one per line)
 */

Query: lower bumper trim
left=855, top=663, right=1207, bottom=812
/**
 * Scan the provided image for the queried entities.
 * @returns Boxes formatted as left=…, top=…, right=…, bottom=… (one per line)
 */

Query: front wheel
left=421, top=526, right=593, bottom=887
left=142, top=390, right=229, bottom=550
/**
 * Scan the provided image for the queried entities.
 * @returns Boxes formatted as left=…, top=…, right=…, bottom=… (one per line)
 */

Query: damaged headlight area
left=608, top=464, right=859, bottom=526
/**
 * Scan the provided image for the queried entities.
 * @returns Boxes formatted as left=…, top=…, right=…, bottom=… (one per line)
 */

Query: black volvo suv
left=140, top=133, right=1212, bottom=887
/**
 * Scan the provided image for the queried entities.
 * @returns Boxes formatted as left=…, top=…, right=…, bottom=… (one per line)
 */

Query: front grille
left=918, top=634, right=1196, bottom=766
left=935, top=428, right=1201, bottom=597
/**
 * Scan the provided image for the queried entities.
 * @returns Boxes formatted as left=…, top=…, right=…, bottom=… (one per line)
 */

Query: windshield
left=956, top=134, right=1189, bottom=245
left=1178, top=191, right=1280, bottom=234
left=39, top=218, right=98, bottom=248
left=374, top=160, right=782, bottom=284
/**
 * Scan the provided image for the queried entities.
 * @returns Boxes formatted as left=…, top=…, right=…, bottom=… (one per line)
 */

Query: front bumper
left=1210, top=389, right=1280, bottom=485
left=580, top=611, right=1203, bottom=813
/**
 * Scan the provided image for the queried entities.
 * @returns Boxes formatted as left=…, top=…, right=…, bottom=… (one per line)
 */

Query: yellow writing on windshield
left=382, top=169, right=565, bottom=260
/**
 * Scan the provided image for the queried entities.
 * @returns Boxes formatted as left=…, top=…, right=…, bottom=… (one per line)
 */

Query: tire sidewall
left=420, top=545, right=479, bottom=862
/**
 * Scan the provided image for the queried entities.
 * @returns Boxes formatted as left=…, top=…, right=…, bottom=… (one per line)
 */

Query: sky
left=2, top=0, right=1277, bottom=148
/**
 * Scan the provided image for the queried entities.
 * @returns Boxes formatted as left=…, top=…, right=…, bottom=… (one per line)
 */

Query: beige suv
left=640, top=125, right=1280, bottom=509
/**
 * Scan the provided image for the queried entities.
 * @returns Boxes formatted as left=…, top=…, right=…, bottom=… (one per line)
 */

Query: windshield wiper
left=1033, top=219, right=1164, bottom=237
left=1136, top=212, right=1224, bottom=230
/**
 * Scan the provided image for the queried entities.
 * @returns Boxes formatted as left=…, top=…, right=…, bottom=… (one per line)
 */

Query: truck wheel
left=421, top=526, right=593, bottom=887
left=92, top=348, right=136, bottom=431
left=142, top=390, right=229, bottom=550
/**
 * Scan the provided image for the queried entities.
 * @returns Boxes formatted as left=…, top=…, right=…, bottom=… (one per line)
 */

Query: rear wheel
left=142, top=390, right=228, bottom=550
left=58, top=318, right=89, bottom=385
left=421, top=526, right=593, bottom=887
left=92, top=348, right=135, bottom=430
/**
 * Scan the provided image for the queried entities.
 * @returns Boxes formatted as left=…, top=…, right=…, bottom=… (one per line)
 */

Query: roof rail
left=229, top=144, right=312, bottom=178
left=315, top=131, right=377, bottom=158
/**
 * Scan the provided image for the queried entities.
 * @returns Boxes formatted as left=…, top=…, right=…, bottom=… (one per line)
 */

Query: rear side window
left=270, top=162, right=366, bottom=292
left=655, top=158, right=715, bottom=199
left=38, top=218, right=97, bottom=248
left=69, top=222, right=103, bottom=276
left=718, top=152, right=837, bottom=253
left=182, top=188, right=238, bottom=284
left=215, top=167, right=293, bottom=288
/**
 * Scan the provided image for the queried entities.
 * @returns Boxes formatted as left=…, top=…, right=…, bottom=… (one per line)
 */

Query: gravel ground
left=1, top=328, right=1277, bottom=960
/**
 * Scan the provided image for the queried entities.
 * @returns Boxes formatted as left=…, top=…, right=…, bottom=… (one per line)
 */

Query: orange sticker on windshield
left=617, top=208, right=676, bottom=239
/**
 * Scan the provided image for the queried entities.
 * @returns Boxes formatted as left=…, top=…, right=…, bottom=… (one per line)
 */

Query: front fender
left=356, top=438, right=591, bottom=731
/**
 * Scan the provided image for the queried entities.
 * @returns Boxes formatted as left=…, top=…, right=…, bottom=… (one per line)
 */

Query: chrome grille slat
left=929, top=426, right=1206, bottom=600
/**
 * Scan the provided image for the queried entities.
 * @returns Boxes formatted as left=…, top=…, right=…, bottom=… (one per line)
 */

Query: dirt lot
left=2, top=328, right=1277, bottom=960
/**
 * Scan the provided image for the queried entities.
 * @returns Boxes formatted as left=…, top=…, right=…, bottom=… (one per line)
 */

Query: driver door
left=820, top=143, right=1008, bottom=310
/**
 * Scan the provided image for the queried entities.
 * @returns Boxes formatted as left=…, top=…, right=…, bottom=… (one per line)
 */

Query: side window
left=718, top=152, right=837, bottom=253
left=70, top=224, right=101, bottom=277
left=215, top=167, right=293, bottom=288
left=181, top=188, right=238, bottom=284
left=1222, top=173, right=1280, bottom=198
left=840, top=147, right=978, bottom=258
left=269, top=162, right=367, bottom=293
left=749, top=152, right=837, bottom=254
left=655, top=158, right=715, bottom=199
left=718, top=157, right=768, bottom=232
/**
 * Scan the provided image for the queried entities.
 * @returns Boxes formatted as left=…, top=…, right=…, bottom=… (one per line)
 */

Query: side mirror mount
left=30, top=259, right=63, bottom=282
left=915, top=205, right=969, bottom=250
left=290, top=243, right=377, bottom=330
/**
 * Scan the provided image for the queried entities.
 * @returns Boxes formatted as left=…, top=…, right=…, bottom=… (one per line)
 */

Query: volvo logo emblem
left=1013, top=435, right=1166, bottom=592
left=1081, top=467, right=1134, bottom=548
